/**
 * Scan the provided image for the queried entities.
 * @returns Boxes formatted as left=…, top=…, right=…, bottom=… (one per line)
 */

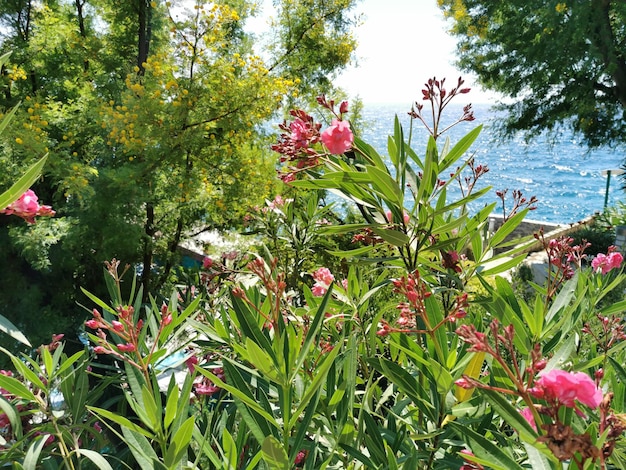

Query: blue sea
left=357, top=103, right=625, bottom=224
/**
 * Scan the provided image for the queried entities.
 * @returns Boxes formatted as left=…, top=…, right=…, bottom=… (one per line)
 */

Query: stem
left=51, top=417, right=75, bottom=470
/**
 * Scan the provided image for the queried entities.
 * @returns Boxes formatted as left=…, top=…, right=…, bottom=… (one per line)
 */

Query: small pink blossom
left=591, top=248, right=623, bottom=274
left=1, top=189, right=55, bottom=224
left=93, top=346, right=108, bottom=355
left=202, top=256, right=213, bottom=269
left=311, top=284, right=329, bottom=296
left=290, top=118, right=312, bottom=149
left=313, top=267, right=334, bottom=285
left=519, top=407, right=537, bottom=432
left=312, top=267, right=334, bottom=297
left=321, top=119, right=353, bottom=154
left=530, top=369, right=603, bottom=409
left=112, top=321, right=124, bottom=332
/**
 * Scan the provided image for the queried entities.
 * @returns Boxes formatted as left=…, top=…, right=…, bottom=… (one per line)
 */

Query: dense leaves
left=438, top=0, right=626, bottom=149
left=0, top=0, right=359, bottom=345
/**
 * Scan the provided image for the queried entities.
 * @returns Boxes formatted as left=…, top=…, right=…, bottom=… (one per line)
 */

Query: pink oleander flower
left=321, top=119, right=353, bottom=154
left=591, top=248, right=623, bottom=274
left=290, top=118, right=313, bottom=149
left=519, top=407, right=537, bottom=432
left=313, top=267, right=334, bottom=285
left=312, top=267, right=334, bottom=297
left=1, top=189, right=55, bottom=224
left=530, top=369, right=603, bottom=409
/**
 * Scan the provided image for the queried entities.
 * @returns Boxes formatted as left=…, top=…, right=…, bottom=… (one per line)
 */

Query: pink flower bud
left=117, top=343, right=136, bottom=353
left=112, top=321, right=124, bottom=332
left=85, top=319, right=99, bottom=329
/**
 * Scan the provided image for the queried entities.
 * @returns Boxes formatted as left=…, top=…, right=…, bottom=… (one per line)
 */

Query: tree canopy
left=0, top=0, right=359, bottom=345
left=438, top=0, right=626, bottom=148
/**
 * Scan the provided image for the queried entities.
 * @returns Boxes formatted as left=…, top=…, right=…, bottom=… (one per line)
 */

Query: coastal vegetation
left=0, top=1, right=625, bottom=469
left=438, top=0, right=626, bottom=151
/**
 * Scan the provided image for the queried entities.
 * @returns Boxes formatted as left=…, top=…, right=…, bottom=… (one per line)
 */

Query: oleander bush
left=1, top=78, right=626, bottom=470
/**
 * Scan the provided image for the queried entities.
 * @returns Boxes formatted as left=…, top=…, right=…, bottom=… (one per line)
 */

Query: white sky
left=248, top=0, right=498, bottom=104
left=333, top=0, right=498, bottom=104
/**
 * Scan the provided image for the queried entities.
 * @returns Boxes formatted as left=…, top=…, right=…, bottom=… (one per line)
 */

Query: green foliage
left=0, top=0, right=360, bottom=343
left=570, top=223, right=616, bottom=256
left=438, top=0, right=626, bottom=149
left=2, top=77, right=626, bottom=469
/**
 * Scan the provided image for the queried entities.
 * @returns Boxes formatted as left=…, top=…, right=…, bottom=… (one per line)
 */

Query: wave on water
left=357, top=103, right=624, bottom=224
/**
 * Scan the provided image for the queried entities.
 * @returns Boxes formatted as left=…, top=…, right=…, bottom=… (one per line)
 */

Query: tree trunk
left=137, top=0, right=152, bottom=74
left=141, top=202, right=155, bottom=303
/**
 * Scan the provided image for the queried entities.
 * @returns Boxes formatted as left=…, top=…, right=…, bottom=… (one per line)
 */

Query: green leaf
left=164, top=416, right=194, bottom=468
left=545, top=273, right=578, bottom=324
left=0, top=372, right=37, bottom=402
left=41, top=347, right=53, bottom=381
left=523, top=442, right=557, bottom=469
left=229, top=291, right=278, bottom=365
left=198, top=363, right=277, bottom=443
left=23, top=434, right=49, bottom=470
left=428, top=358, right=454, bottom=394
left=290, top=345, right=339, bottom=429
left=478, top=253, right=527, bottom=277
left=78, top=449, right=114, bottom=470
left=292, top=285, right=333, bottom=381
left=480, top=389, right=537, bottom=443
left=439, top=125, right=482, bottom=171
left=371, top=227, right=409, bottom=246
left=169, top=416, right=195, bottom=464
left=366, top=165, right=403, bottom=205
left=88, top=406, right=155, bottom=439
left=488, top=209, right=528, bottom=247
left=164, top=379, right=179, bottom=430
left=235, top=338, right=282, bottom=384
left=448, top=422, right=525, bottom=470
left=0, top=396, right=21, bottom=439
left=0, top=154, right=48, bottom=211
left=544, top=335, right=576, bottom=373
left=0, top=313, right=31, bottom=347
left=338, top=444, right=378, bottom=468
left=54, top=350, right=85, bottom=377
left=600, top=298, right=626, bottom=316
left=371, top=357, right=436, bottom=421
left=222, top=428, right=238, bottom=470
left=261, top=435, right=289, bottom=469
left=7, top=352, right=46, bottom=392
left=120, top=427, right=159, bottom=470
